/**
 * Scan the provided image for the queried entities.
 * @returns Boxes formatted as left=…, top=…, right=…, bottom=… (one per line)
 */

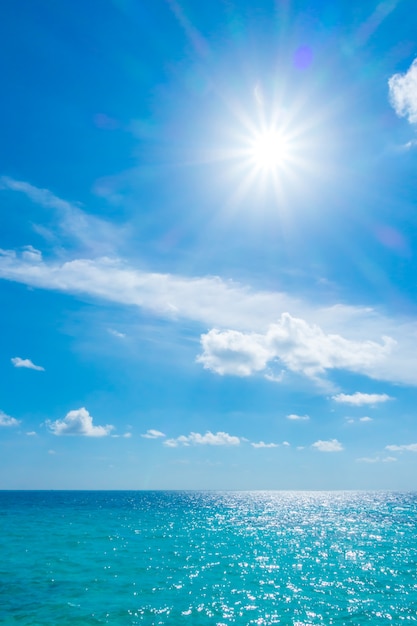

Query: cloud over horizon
left=385, top=443, right=417, bottom=452
left=312, top=439, right=343, bottom=452
left=164, top=431, right=241, bottom=447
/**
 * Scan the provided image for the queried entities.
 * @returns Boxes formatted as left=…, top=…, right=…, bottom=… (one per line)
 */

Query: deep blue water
left=1, top=491, right=417, bottom=624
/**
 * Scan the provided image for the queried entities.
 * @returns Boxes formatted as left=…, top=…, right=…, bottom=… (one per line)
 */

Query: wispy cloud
left=287, top=413, right=310, bottom=421
left=21, top=245, right=43, bottom=262
left=46, top=407, right=114, bottom=437
left=0, top=410, right=20, bottom=427
left=2, top=247, right=417, bottom=387
left=385, top=443, right=417, bottom=452
left=0, top=176, right=124, bottom=254
left=312, top=439, right=343, bottom=452
left=141, top=429, right=166, bottom=439
left=357, top=456, right=397, bottom=463
left=108, top=328, right=126, bottom=339
left=251, top=441, right=279, bottom=448
left=332, top=392, right=391, bottom=406
left=359, top=416, right=373, bottom=422
left=0, top=250, right=300, bottom=330
left=389, top=58, right=417, bottom=124
left=11, top=357, right=45, bottom=372
left=164, top=431, right=241, bottom=447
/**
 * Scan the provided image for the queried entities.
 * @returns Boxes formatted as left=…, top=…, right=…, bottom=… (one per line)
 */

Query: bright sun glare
left=250, top=130, right=291, bottom=171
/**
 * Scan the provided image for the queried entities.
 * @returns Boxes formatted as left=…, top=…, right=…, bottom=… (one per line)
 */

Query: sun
left=249, top=129, right=291, bottom=171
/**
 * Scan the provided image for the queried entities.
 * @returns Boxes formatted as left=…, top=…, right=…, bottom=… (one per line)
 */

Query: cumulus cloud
left=46, top=407, right=114, bottom=437
left=164, top=431, right=241, bottom=447
left=287, top=413, right=310, bottom=421
left=141, top=429, right=166, bottom=439
left=312, top=439, right=343, bottom=452
left=11, top=357, right=45, bottom=371
left=251, top=441, right=279, bottom=448
left=359, top=416, right=373, bottom=422
left=198, top=313, right=393, bottom=381
left=332, top=392, right=391, bottom=406
left=385, top=443, right=417, bottom=452
left=389, top=58, right=417, bottom=124
left=197, top=328, right=272, bottom=376
left=0, top=410, right=20, bottom=427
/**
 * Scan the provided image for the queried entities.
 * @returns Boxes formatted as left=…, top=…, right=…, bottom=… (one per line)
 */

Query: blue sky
left=1, top=0, right=417, bottom=489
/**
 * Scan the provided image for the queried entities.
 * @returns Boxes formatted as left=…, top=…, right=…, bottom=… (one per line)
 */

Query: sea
left=1, top=491, right=417, bottom=625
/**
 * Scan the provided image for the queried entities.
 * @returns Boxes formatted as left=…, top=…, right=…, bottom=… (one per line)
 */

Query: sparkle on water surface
left=1, top=491, right=417, bottom=625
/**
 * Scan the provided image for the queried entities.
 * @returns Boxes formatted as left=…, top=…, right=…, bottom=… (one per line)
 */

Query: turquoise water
left=1, top=491, right=417, bottom=625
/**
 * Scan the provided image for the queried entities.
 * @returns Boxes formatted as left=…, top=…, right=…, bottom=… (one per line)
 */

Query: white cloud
left=389, top=58, right=417, bottom=124
left=108, top=328, right=126, bottom=339
left=22, top=245, right=42, bottom=263
left=164, top=431, right=241, bottom=447
left=141, top=429, right=166, bottom=439
left=264, top=371, right=285, bottom=382
left=26, top=431, right=37, bottom=436
left=0, top=250, right=300, bottom=331
left=2, top=245, right=417, bottom=387
left=46, top=407, right=114, bottom=437
left=403, top=139, right=417, bottom=149
left=357, top=456, right=397, bottom=463
left=0, top=410, right=20, bottom=427
left=251, top=441, right=279, bottom=448
left=197, top=328, right=272, bottom=376
left=198, top=313, right=393, bottom=381
left=332, top=392, right=391, bottom=406
left=11, top=357, right=45, bottom=371
left=359, top=416, right=373, bottom=422
left=312, top=439, right=343, bottom=452
left=385, top=443, right=417, bottom=452
left=0, top=176, right=124, bottom=255
left=287, top=413, right=310, bottom=421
